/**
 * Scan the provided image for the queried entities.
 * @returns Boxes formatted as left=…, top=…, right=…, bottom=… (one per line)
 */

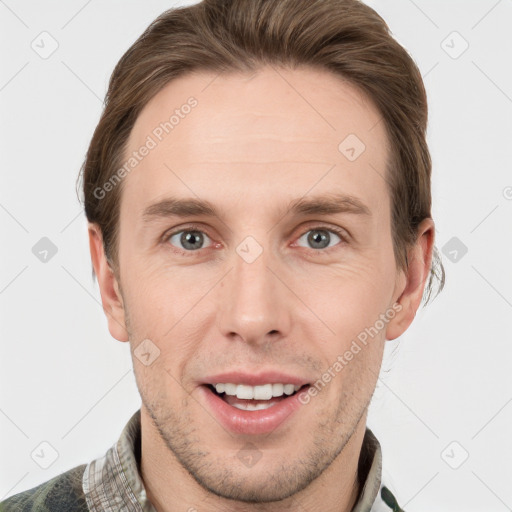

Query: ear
left=88, top=223, right=129, bottom=342
left=385, top=218, right=435, bottom=341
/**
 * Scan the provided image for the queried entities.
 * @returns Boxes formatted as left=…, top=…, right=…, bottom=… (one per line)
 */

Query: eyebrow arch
left=143, top=197, right=217, bottom=222
left=287, top=193, right=371, bottom=217
left=141, top=192, right=371, bottom=224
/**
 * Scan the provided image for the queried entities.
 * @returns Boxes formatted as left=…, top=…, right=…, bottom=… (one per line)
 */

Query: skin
left=89, top=66, right=434, bottom=512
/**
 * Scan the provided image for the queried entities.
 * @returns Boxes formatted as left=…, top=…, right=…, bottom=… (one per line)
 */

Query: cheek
left=122, top=265, right=210, bottom=375
left=299, top=260, right=395, bottom=368
left=121, top=248, right=185, bottom=321
left=310, top=260, right=394, bottom=322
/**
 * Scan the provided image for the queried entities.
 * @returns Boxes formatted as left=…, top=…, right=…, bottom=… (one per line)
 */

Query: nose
left=217, top=241, right=292, bottom=347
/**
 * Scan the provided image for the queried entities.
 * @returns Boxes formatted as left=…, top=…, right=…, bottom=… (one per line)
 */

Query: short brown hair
left=78, top=0, right=444, bottom=303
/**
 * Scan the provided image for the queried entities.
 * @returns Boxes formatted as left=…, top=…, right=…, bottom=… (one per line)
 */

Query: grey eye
left=296, top=229, right=341, bottom=250
left=168, top=230, right=212, bottom=251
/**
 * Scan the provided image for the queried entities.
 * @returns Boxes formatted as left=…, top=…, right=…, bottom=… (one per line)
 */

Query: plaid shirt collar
left=82, top=409, right=394, bottom=512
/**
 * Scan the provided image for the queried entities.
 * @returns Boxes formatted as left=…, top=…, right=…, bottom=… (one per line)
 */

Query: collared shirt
left=0, top=408, right=405, bottom=511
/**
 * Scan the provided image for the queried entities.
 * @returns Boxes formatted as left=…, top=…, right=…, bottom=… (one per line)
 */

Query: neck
left=140, top=407, right=367, bottom=512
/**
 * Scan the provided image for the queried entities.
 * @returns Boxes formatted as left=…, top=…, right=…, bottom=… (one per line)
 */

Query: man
left=0, top=0, right=444, bottom=510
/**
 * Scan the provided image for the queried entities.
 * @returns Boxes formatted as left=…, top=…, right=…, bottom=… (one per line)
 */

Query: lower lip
left=199, top=385, right=311, bottom=435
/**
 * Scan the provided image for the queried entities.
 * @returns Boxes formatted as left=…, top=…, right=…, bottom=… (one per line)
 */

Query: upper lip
left=202, top=371, right=311, bottom=387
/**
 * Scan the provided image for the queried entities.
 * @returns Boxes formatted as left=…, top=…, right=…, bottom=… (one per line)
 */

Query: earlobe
left=385, top=218, right=435, bottom=341
left=88, top=224, right=129, bottom=342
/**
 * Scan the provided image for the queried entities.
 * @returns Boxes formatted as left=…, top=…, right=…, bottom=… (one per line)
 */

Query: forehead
left=121, top=66, right=390, bottom=219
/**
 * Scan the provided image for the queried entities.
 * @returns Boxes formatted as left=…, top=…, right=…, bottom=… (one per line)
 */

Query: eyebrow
left=142, top=192, right=371, bottom=223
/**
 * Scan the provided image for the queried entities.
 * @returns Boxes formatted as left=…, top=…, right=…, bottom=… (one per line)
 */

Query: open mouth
left=206, top=384, right=310, bottom=411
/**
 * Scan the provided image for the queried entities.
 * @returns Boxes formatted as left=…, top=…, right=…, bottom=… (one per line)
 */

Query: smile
left=201, top=383, right=311, bottom=434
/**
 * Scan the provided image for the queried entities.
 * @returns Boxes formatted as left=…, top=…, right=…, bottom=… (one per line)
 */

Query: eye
left=295, top=227, right=345, bottom=251
left=165, top=229, right=213, bottom=252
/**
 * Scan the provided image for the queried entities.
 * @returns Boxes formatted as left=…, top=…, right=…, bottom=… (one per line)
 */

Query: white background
left=1, top=1, right=511, bottom=510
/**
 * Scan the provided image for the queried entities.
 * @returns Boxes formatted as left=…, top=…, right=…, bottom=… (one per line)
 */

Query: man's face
left=107, top=66, right=408, bottom=502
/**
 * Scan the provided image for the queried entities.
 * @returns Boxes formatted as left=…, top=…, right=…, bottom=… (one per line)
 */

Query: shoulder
left=0, top=464, right=89, bottom=512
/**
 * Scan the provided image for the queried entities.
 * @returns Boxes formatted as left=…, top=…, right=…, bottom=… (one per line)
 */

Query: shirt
left=0, top=409, right=405, bottom=511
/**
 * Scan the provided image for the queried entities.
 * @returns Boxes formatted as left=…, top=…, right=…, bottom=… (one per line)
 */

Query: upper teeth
left=214, top=383, right=301, bottom=400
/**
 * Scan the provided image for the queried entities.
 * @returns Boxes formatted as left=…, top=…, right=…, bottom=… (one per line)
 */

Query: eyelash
left=161, top=223, right=349, bottom=256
